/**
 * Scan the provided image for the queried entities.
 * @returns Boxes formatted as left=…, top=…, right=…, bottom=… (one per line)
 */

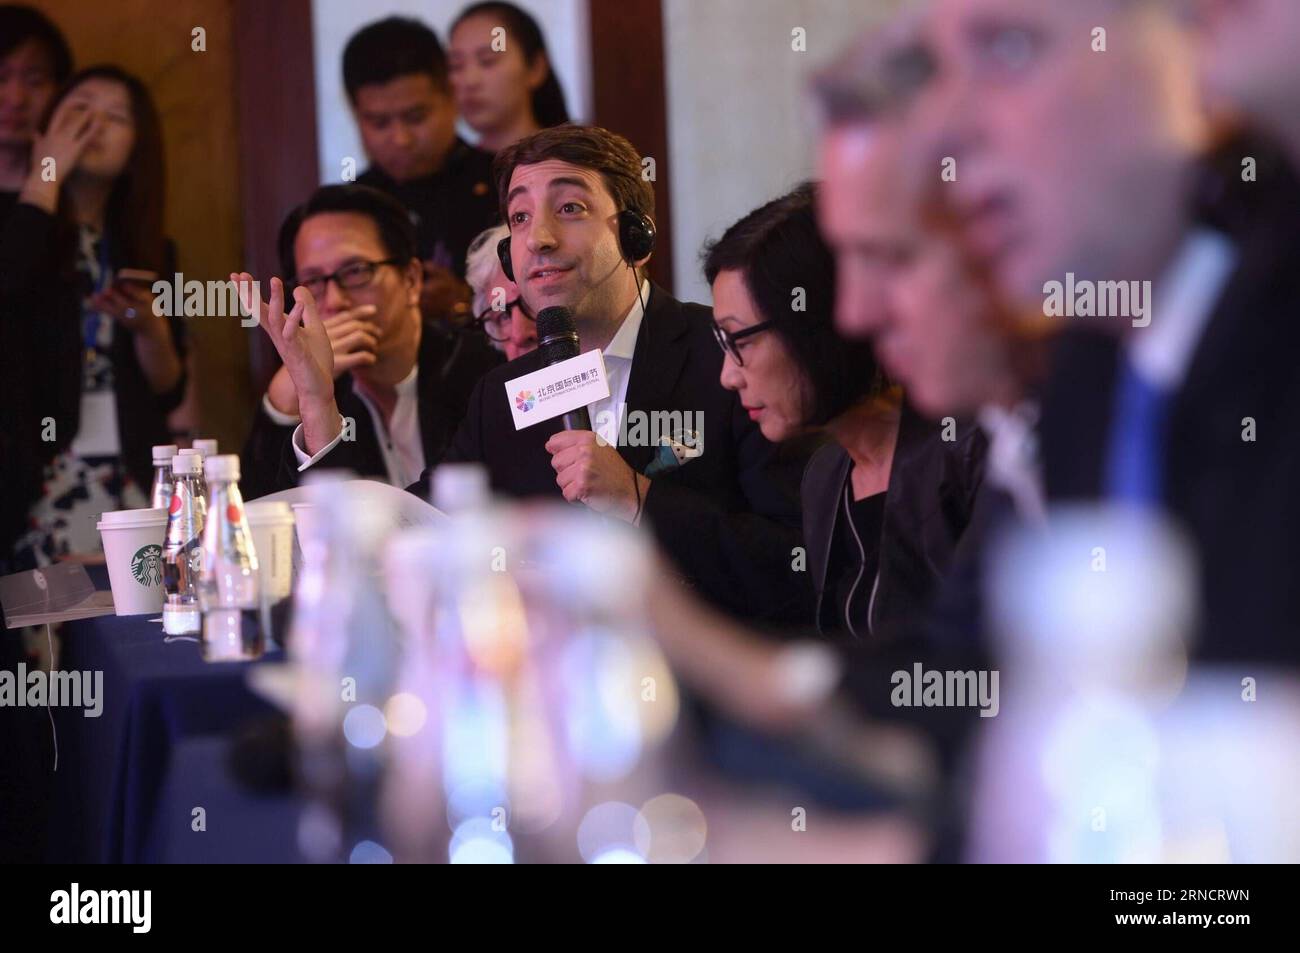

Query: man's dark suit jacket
left=1039, top=159, right=1300, bottom=667
left=240, top=322, right=502, bottom=500
left=307, top=284, right=815, bottom=625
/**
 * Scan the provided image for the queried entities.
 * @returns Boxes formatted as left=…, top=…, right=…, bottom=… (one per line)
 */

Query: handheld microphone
left=536, top=306, right=591, bottom=431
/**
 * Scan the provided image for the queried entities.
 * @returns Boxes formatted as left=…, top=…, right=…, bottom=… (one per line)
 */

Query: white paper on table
left=4, top=591, right=117, bottom=628
left=0, top=563, right=117, bottom=629
left=247, top=478, right=446, bottom=530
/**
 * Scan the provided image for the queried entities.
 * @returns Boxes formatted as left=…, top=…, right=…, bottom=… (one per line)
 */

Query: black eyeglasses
left=474, top=297, right=534, bottom=342
left=711, top=320, right=774, bottom=366
left=295, top=259, right=402, bottom=299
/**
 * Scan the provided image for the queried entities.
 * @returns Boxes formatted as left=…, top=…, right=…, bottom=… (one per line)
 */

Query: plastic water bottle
left=192, top=437, right=219, bottom=458
left=197, top=454, right=262, bottom=662
left=178, top=447, right=207, bottom=502
left=289, top=474, right=401, bottom=862
left=149, top=443, right=177, bottom=510
left=162, top=452, right=206, bottom=635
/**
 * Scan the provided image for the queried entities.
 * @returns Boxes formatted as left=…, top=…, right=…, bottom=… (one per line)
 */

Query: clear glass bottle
left=149, top=443, right=177, bottom=510
left=197, top=454, right=262, bottom=661
left=162, top=452, right=206, bottom=635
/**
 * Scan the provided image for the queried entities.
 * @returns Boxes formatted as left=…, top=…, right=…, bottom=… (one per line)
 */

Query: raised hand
left=322, top=304, right=380, bottom=374
left=264, top=303, right=378, bottom=416
left=234, top=273, right=343, bottom=453
left=234, top=274, right=333, bottom=396
left=20, top=98, right=102, bottom=213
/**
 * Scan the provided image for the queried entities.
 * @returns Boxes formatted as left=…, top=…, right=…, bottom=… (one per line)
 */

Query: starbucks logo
left=131, top=543, right=163, bottom=586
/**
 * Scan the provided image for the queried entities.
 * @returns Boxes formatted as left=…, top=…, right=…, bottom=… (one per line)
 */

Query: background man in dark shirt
left=342, top=16, right=499, bottom=328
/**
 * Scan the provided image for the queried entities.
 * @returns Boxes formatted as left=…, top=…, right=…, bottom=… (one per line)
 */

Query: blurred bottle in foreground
left=289, top=472, right=402, bottom=863
left=377, top=465, right=682, bottom=864
left=972, top=503, right=1300, bottom=862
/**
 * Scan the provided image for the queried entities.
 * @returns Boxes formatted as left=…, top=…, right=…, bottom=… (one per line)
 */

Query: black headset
left=497, top=208, right=656, bottom=282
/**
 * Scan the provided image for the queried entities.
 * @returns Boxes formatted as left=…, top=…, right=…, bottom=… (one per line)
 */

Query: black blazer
left=801, top=406, right=986, bottom=640
left=313, top=284, right=815, bottom=624
left=1040, top=175, right=1300, bottom=666
left=0, top=196, right=187, bottom=560
left=244, top=322, right=503, bottom=499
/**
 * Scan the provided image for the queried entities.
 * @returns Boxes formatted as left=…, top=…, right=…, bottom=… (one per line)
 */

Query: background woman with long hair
left=7, top=65, right=186, bottom=567
left=448, top=1, right=570, bottom=153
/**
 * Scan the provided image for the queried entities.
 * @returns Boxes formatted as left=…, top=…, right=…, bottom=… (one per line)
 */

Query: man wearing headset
left=245, top=124, right=815, bottom=625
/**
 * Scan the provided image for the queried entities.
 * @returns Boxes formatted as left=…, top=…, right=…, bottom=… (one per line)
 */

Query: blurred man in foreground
left=904, top=0, right=1300, bottom=665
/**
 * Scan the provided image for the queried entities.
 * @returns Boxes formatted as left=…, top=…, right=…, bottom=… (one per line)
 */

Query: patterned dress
left=11, top=225, right=148, bottom=568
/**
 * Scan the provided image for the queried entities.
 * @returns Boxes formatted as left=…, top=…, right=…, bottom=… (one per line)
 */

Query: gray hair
left=465, top=223, right=511, bottom=317
left=809, top=10, right=931, bottom=127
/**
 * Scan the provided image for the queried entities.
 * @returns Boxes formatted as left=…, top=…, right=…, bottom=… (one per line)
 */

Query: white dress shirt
left=1125, top=228, right=1237, bottom=392
left=977, top=400, right=1046, bottom=525
left=590, top=280, right=649, bottom=446
left=285, top=363, right=425, bottom=488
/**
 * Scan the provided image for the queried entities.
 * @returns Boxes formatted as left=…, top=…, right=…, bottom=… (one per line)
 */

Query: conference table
left=45, top=608, right=300, bottom=863
left=36, top=584, right=922, bottom=864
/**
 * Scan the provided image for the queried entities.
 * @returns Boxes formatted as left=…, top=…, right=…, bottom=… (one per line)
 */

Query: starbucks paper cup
left=246, top=501, right=295, bottom=603
left=97, top=507, right=168, bottom=615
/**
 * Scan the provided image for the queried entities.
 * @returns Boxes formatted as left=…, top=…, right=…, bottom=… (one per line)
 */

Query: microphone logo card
left=505, top=349, right=611, bottom=430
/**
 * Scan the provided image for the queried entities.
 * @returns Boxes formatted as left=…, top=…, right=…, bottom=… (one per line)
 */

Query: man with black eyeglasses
left=238, top=184, right=502, bottom=498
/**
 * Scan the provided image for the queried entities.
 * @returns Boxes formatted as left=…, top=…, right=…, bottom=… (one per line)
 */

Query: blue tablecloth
left=46, top=610, right=288, bottom=862
left=142, top=735, right=301, bottom=863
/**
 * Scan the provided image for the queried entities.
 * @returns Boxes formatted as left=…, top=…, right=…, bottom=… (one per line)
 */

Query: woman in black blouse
left=706, top=183, right=985, bottom=642
left=1, top=65, right=186, bottom=568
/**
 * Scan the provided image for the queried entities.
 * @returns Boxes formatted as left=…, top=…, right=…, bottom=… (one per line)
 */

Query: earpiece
left=497, top=235, right=515, bottom=282
left=495, top=209, right=657, bottom=285
left=616, top=209, right=657, bottom=264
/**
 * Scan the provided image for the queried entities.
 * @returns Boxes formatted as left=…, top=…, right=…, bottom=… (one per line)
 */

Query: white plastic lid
left=172, top=453, right=203, bottom=474
left=178, top=448, right=202, bottom=456
left=245, top=500, right=293, bottom=524
left=152, top=444, right=178, bottom=464
left=205, top=453, right=240, bottom=481
left=192, top=438, right=219, bottom=456
left=432, top=463, right=490, bottom=514
left=98, top=506, right=168, bottom=527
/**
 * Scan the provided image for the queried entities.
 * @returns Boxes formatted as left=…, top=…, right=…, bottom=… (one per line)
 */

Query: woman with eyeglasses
left=465, top=223, right=537, bottom=360
left=706, top=183, right=985, bottom=641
